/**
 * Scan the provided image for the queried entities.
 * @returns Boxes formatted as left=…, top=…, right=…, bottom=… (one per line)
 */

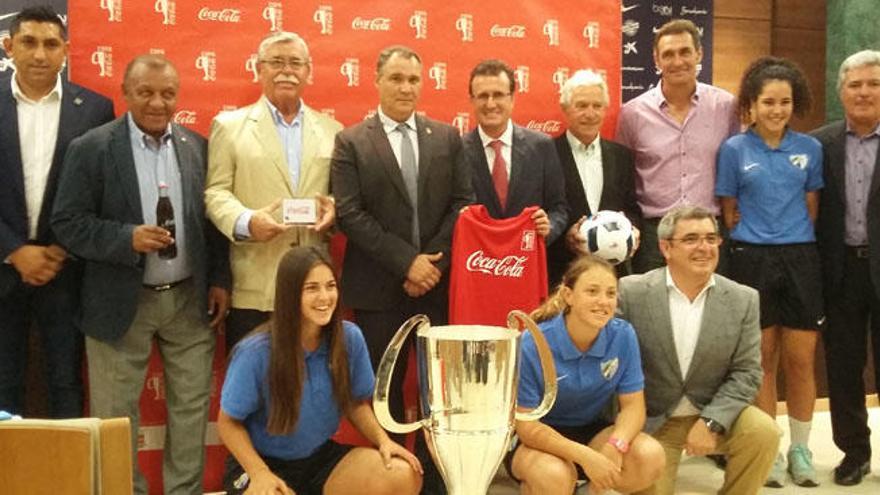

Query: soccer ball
left=579, top=211, right=635, bottom=265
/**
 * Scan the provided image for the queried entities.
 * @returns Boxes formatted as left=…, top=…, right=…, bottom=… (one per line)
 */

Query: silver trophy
left=374, top=310, right=557, bottom=495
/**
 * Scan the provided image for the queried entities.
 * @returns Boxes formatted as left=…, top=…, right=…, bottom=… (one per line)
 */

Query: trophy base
left=426, top=426, right=513, bottom=495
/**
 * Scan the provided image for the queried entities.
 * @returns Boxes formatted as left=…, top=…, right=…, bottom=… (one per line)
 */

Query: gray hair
left=559, top=69, right=609, bottom=107
left=837, top=50, right=880, bottom=92
left=657, top=206, right=718, bottom=240
left=257, top=31, right=310, bottom=62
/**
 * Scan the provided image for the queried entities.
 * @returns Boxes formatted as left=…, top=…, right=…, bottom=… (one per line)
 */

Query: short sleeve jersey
left=518, top=314, right=644, bottom=427
left=716, top=128, right=824, bottom=244
left=220, top=321, right=375, bottom=460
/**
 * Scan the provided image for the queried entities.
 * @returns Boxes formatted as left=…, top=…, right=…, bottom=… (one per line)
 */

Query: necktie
left=397, top=123, right=420, bottom=247
left=489, top=139, right=508, bottom=210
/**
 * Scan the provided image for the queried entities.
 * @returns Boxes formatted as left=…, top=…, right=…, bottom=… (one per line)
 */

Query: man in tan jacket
left=206, top=31, right=342, bottom=349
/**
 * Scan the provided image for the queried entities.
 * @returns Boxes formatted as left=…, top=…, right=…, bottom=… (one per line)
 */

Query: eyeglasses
left=667, top=234, right=722, bottom=247
left=261, top=58, right=308, bottom=71
left=473, top=91, right=511, bottom=103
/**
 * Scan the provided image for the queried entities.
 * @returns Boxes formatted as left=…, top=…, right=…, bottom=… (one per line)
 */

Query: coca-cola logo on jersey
left=313, top=5, right=333, bottom=35
left=514, top=66, right=530, bottom=94
left=466, top=251, right=527, bottom=278
left=526, top=120, right=562, bottom=134
left=340, top=58, right=359, bottom=87
left=91, top=46, right=113, bottom=78
left=173, top=110, right=197, bottom=125
left=197, top=7, right=241, bottom=23
left=351, top=17, right=391, bottom=31
left=154, top=0, right=175, bottom=25
left=428, top=62, right=447, bottom=90
left=263, top=2, right=283, bottom=32
left=409, top=11, right=427, bottom=39
left=145, top=374, right=165, bottom=401
left=542, top=20, right=559, bottom=46
left=455, top=14, right=474, bottom=42
left=100, top=0, right=122, bottom=22
left=195, top=51, right=217, bottom=82
left=490, top=24, right=526, bottom=39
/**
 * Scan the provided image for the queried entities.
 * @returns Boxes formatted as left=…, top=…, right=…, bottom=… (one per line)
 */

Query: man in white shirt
left=0, top=6, right=114, bottom=418
left=618, top=206, right=779, bottom=495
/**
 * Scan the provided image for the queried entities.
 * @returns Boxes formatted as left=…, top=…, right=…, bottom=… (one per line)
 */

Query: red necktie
left=489, top=140, right=508, bottom=210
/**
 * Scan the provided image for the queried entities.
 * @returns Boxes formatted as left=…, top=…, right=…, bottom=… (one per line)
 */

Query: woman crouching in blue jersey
left=218, top=246, right=422, bottom=495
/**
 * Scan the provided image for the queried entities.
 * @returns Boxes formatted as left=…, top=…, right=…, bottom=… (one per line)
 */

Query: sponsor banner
left=68, top=0, right=621, bottom=137
left=620, top=0, right=714, bottom=102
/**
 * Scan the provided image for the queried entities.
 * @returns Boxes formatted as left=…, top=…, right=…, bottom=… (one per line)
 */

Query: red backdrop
left=67, top=1, right=621, bottom=492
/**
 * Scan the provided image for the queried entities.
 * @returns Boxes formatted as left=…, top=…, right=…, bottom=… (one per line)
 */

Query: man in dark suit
left=331, top=45, right=472, bottom=494
left=812, top=49, right=880, bottom=487
left=0, top=6, right=114, bottom=418
left=548, top=69, right=641, bottom=286
left=461, top=59, right=568, bottom=246
left=618, top=206, right=778, bottom=495
left=51, top=55, right=230, bottom=494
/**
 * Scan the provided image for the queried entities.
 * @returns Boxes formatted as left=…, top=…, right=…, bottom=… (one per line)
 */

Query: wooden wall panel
left=712, top=18, right=771, bottom=95
left=773, top=26, right=826, bottom=131
left=715, top=0, right=772, bottom=20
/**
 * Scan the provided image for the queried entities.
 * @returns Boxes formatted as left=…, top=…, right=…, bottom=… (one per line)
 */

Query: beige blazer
left=205, top=97, right=342, bottom=311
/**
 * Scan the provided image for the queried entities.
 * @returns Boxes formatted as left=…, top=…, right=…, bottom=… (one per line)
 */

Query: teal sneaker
left=788, top=444, right=819, bottom=487
left=765, top=452, right=786, bottom=488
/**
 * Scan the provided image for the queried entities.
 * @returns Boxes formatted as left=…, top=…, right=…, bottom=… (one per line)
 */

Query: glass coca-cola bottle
left=156, top=182, right=177, bottom=259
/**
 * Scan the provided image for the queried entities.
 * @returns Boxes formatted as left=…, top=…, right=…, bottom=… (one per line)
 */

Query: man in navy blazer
left=0, top=6, right=114, bottom=418
left=462, top=59, right=568, bottom=245
left=52, top=55, right=230, bottom=494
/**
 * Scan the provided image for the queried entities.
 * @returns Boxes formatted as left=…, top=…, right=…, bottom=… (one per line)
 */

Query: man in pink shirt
left=615, top=19, right=739, bottom=274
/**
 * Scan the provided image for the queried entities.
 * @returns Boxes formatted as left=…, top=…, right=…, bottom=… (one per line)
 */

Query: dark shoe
left=833, top=457, right=870, bottom=486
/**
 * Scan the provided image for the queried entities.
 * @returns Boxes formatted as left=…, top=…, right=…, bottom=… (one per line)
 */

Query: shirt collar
left=478, top=120, right=513, bottom=148
left=745, top=126, right=795, bottom=151
left=566, top=130, right=600, bottom=153
left=547, top=313, right=610, bottom=361
left=377, top=106, right=417, bottom=134
left=127, top=112, right=172, bottom=150
left=665, top=267, right=715, bottom=299
left=845, top=120, right=880, bottom=139
left=11, top=73, right=63, bottom=104
left=266, top=98, right=304, bottom=128
left=655, top=80, right=702, bottom=109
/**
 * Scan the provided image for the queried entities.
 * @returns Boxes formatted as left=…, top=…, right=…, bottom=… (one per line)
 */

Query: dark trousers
left=355, top=294, right=448, bottom=495
left=224, top=308, right=271, bottom=353
left=823, top=250, right=880, bottom=463
left=0, top=266, right=83, bottom=417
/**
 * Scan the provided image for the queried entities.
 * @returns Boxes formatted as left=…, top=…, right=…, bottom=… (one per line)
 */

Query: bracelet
left=607, top=436, right=629, bottom=453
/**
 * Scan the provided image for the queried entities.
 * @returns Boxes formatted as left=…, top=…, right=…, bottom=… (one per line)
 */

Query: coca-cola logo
left=466, top=250, right=527, bottom=278
left=351, top=16, right=391, bottom=31
left=313, top=5, right=333, bottom=35
left=526, top=120, right=562, bottom=134
left=490, top=24, right=526, bottom=38
left=455, top=14, right=474, bottom=42
left=173, top=110, right=196, bottom=125
left=197, top=7, right=241, bottom=23
left=145, top=373, right=165, bottom=401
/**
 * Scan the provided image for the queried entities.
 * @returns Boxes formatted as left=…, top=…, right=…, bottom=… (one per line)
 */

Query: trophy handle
left=372, top=314, right=430, bottom=434
left=508, top=310, right=558, bottom=422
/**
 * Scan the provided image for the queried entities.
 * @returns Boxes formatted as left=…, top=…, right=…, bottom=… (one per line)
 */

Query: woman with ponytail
left=507, top=255, right=664, bottom=494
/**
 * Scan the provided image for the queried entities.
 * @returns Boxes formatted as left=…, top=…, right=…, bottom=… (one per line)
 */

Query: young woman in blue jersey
left=715, top=57, right=824, bottom=488
left=507, top=255, right=664, bottom=494
left=217, top=246, right=422, bottom=495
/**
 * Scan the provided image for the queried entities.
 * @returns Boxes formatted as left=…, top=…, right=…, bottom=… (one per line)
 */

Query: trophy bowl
left=373, top=310, right=557, bottom=495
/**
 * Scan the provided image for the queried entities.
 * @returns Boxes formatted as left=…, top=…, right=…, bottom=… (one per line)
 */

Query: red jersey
left=449, top=205, right=548, bottom=326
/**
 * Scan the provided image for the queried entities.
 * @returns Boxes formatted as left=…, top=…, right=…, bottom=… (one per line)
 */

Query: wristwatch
left=701, top=417, right=726, bottom=435
left=607, top=436, right=630, bottom=453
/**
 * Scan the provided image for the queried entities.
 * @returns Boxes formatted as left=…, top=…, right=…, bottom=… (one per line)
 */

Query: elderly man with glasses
left=205, top=31, right=342, bottom=350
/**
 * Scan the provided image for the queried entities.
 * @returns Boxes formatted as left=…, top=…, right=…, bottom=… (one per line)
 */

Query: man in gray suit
left=52, top=55, right=230, bottom=494
left=618, top=206, right=778, bottom=495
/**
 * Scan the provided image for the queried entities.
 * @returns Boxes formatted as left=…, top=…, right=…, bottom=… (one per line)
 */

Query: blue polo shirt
left=715, top=128, right=823, bottom=244
left=518, top=314, right=644, bottom=427
left=220, top=321, right=375, bottom=460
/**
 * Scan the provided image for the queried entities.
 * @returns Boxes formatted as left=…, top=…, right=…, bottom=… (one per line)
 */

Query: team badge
left=600, top=358, right=619, bottom=380
left=789, top=154, right=809, bottom=170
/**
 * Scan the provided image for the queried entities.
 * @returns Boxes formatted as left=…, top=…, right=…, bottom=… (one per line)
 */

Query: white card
left=282, top=198, right=317, bottom=225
